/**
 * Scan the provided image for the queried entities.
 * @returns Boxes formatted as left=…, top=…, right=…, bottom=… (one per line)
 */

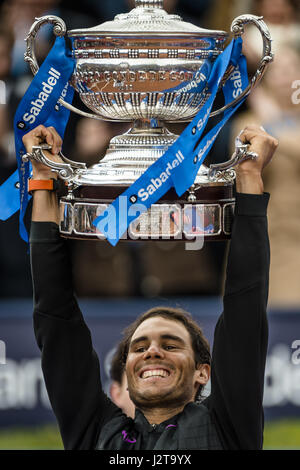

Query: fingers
left=237, top=125, right=279, bottom=171
left=47, top=126, right=63, bottom=155
left=239, top=125, right=266, bottom=144
left=238, top=125, right=279, bottom=150
left=22, top=125, right=62, bottom=155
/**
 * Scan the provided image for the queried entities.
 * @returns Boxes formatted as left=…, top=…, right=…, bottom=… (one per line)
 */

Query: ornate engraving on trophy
left=75, top=69, right=196, bottom=93
left=73, top=48, right=216, bottom=60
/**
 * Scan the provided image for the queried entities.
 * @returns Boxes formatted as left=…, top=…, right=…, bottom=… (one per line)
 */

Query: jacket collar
left=133, top=403, right=195, bottom=435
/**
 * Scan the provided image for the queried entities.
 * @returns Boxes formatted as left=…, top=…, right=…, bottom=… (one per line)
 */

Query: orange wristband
left=28, top=178, right=59, bottom=195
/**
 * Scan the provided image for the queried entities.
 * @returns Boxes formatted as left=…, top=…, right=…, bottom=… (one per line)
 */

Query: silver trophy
left=23, top=0, right=273, bottom=241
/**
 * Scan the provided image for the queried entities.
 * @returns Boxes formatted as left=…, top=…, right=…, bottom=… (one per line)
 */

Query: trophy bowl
left=24, top=0, right=273, bottom=242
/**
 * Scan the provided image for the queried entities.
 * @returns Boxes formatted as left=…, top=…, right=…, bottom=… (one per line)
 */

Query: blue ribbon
left=93, top=38, right=249, bottom=246
left=0, top=37, right=75, bottom=242
left=0, top=170, right=20, bottom=221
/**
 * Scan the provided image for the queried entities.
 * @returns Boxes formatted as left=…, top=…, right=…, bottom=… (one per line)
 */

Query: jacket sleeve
left=30, top=222, right=121, bottom=449
left=209, top=192, right=270, bottom=450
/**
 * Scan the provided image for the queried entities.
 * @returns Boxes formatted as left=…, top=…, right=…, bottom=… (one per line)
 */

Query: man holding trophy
left=24, top=122, right=278, bottom=450
left=0, top=0, right=280, bottom=451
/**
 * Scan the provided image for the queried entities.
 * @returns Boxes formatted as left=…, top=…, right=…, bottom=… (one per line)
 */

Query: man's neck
left=139, top=403, right=188, bottom=425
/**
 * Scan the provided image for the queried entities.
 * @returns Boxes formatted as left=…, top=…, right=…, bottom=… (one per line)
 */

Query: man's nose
left=143, top=343, right=164, bottom=359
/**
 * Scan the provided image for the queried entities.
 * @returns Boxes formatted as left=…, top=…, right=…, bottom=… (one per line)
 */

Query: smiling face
left=125, top=316, right=209, bottom=410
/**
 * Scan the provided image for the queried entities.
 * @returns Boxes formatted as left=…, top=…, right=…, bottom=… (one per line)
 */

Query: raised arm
left=23, top=126, right=121, bottom=449
left=209, top=126, right=278, bottom=450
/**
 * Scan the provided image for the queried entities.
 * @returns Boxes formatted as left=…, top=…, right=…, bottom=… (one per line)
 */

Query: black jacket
left=30, top=192, right=270, bottom=450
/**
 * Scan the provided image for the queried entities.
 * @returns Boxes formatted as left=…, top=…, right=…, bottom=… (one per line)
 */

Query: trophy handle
left=24, top=16, right=67, bottom=75
left=208, top=137, right=259, bottom=181
left=22, top=144, right=87, bottom=182
left=210, top=14, right=274, bottom=118
left=24, top=16, right=112, bottom=122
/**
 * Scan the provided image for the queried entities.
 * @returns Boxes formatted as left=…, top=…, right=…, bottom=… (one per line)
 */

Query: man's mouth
left=140, top=368, right=171, bottom=379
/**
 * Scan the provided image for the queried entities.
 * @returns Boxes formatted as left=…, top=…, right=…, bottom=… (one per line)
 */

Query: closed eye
left=134, top=345, right=177, bottom=352
left=164, top=345, right=178, bottom=350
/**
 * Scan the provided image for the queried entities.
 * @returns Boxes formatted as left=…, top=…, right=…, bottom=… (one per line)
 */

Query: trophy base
left=59, top=183, right=235, bottom=242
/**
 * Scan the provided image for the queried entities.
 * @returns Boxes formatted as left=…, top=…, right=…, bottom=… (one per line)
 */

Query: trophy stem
left=100, top=118, right=178, bottom=169
left=132, top=118, right=164, bottom=133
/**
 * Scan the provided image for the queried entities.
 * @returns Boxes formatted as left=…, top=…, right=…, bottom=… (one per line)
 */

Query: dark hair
left=118, top=306, right=211, bottom=400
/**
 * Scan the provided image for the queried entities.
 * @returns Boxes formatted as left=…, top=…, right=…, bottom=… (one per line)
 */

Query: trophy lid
left=67, top=0, right=228, bottom=38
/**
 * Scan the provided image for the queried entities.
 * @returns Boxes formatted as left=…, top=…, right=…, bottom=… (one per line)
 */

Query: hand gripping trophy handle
left=206, top=15, right=273, bottom=178
left=211, top=14, right=274, bottom=117
left=24, top=16, right=111, bottom=122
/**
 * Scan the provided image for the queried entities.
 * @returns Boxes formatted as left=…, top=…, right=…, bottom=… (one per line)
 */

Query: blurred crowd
left=0, top=0, right=299, bottom=307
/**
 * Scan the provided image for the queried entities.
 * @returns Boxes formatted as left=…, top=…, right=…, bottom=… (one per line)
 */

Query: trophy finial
left=135, top=0, right=164, bottom=8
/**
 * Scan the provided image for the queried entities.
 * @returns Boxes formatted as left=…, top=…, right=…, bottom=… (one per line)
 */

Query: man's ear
left=194, top=364, right=210, bottom=388
left=110, top=381, right=121, bottom=406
